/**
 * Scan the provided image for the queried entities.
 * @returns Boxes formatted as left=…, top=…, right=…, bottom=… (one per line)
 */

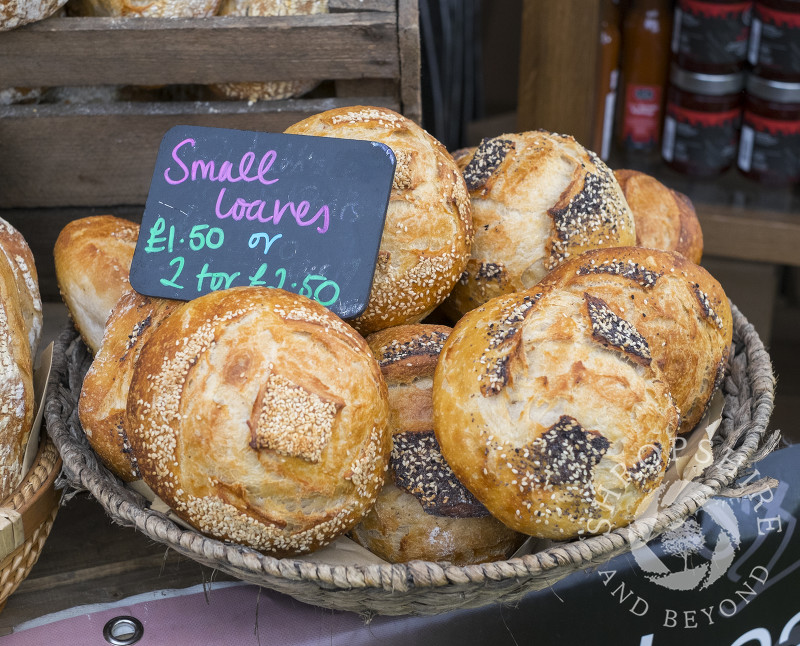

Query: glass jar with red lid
left=662, top=65, right=745, bottom=176
left=748, top=0, right=800, bottom=81
left=738, top=75, right=800, bottom=185
left=671, top=0, right=754, bottom=74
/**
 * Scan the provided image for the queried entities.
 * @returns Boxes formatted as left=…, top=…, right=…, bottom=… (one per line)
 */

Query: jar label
left=740, top=111, right=800, bottom=181
left=621, top=84, right=664, bottom=147
left=663, top=103, right=741, bottom=172
left=674, top=0, right=753, bottom=65
left=753, top=4, right=800, bottom=77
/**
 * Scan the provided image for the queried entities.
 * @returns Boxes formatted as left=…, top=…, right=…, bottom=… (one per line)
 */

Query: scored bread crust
left=54, top=215, right=139, bottom=354
left=537, top=246, right=732, bottom=433
left=0, top=217, right=42, bottom=358
left=444, top=131, right=635, bottom=318
left=1, top=0, right=67, bottom=30
left=67, top=0, right=221, bottom=16
left=0, top=250, right=34, bottom=498
left=350, top=324, right=524, bottom=564
left=285, top=106, right=473, bottom=334
left=79, top=289, right=180, bottom=482
left=126, top=286, right=391, bottom=556
left=615, top=169, right=704, bottom=265
left=433, top=287, right=678, bottom=539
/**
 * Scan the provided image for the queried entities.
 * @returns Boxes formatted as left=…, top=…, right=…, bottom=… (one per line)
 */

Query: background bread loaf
left=54, top=215, right=139, bottom=354
left=285, top=106, right=473, bottom=334
left=126, top=286, right=391, bottom=556
left=2, top=0, right=67, bottom=30
left=614, top=169, right=704, bottom=264
left=444, top=131, right=636, bottom=318
left=210, top=0, right=328, bottom=102
left=433, top=287, right=678, bottom=539
left=66, top=0, right=221, bottom=17
left=350, top=324, right=524, bottom=565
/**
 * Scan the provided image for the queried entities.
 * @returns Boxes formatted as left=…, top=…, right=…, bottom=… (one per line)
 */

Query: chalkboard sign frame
left=129, top=125, right=396, bottom=320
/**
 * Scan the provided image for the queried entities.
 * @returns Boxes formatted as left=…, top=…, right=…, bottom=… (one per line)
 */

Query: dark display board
left=130, top=125, right=396, bottom=319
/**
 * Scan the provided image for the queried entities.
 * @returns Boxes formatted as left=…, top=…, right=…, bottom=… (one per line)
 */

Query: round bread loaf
left=79, top=288, right=180, bottom=482
left=2, top=0, right=67, bottom=30
left=350, top=324, right=524, bottom=565
left=443, top=131, right=635, bottom=318
left=126, top=286, right=391, bottom=556
left=67, top=0, right=221, bottom=17
left=0, top=88, right=42, bottom=105
left=433, top=287, right=679, bottom=539
left=0, top=250, right=35, bottom=498
left=210, top=0, right=327, bottom=102
left=614, top=169, right=703, bottom=264
left=537, top=246, right=732, bottom=434
left=285, top=106, right=473, bottom=334
left=54, top=215, right=139, bottom=354
left=0, top=217, right=42, bottom=358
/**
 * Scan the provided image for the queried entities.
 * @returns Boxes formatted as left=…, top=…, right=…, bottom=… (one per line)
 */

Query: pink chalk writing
left=164, top=138, right=279, bottom=186
left=215, top=188, right=329, bottom=234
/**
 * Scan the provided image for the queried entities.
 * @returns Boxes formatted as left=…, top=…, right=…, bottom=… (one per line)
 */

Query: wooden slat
left=0, top=96, right=400, bottom=210
left=517, top=0, right=601, bottom=148
left=0, top=13, right=399, bottom=87
left=398, top=0, right=422, bottom=124
left=696, top=204, right=800, bottom=268
left=329, top=0, right=396, bottom=11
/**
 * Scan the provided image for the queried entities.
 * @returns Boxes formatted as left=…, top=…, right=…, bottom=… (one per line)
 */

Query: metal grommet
left=103, top=616, right=144, bottom=645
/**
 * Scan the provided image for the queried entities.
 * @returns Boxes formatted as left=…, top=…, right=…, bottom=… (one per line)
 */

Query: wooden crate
left=0, top=0, right=420, bottom=298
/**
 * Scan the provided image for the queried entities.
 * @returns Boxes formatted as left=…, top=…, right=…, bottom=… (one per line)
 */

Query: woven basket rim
left=0, top=432, right=61, bottom=514
left=44, top=302, right=777, bottom=614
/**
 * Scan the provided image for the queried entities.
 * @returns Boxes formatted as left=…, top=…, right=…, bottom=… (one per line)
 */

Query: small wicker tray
left=44, top=304, right=779, bottom=616
left=0, top=433, right=62, bottom=611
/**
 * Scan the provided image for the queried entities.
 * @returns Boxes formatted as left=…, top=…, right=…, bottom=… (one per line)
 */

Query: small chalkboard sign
left=129, top=125, right=396, bottom=319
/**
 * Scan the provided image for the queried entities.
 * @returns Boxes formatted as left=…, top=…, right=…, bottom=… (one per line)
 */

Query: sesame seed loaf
left=54, top=215, right=140, bottom=354
left=443, top=131, right=636, bottom=319
left=1, top=0, right=67, bottom=30
left=126, top=286, right=391, bottom=557
left=79, top=288, right=180, bottom=482
left=66, top=0, right=221, bottom=17
left=0, top=217, right=42, bottom=359
left=614, top=169, right=704, bottom=265
left=0, top=248, right=35, bottom=498
left=536, top=246, right=732, bottom=434
left=433, top=287, right=679, bottom=540
left=209, top=0, right=327, bottom=102
left=285, top=106, right=473, bottom=335
left=350, top=324, right=524, bottom=565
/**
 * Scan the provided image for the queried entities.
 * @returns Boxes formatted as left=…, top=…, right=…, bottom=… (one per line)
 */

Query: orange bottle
left=593, top=0, right=623, bottom=159
left=617, top=0, right=674, bottom=153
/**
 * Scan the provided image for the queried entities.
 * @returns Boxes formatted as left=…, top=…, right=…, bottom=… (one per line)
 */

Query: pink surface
left=1, top=582, right=386, bottom=646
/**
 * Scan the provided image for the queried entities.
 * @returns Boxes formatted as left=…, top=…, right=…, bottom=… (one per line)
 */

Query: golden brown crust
left=537, top=246, right=732, bottom=433
left=0, top=217, right=42, bottom=358
left=444, top=131, right=635, bottom=318
left=0, top=250, right=34, bottom=497
left=54, top=215, right=139, bottom=354
left=126, top=286, right=391, bottom=556
left=350, top=324, right=523, bottom=564
left=67, top=0, right=220, bottom=16
left=433, top=287, right=679, bottom=539
left=285, top=106, right=473, bottom=334
left=1, top=0, right=66, bottom=30
left=614, top=169, right=704, bottom=265
left=79, top=289, right=180, bottom=482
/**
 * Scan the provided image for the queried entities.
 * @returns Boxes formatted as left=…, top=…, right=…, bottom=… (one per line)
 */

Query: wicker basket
left=0, top=432, right=62, bottom=612
left=44, top=303, right=779, bottom=616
